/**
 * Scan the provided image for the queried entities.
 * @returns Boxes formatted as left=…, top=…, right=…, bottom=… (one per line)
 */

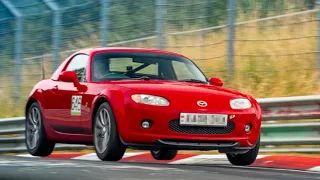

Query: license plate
left=179, top=113, right=228, bottom=127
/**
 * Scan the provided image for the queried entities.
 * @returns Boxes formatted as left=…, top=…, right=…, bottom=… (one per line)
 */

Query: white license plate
left=179, top=113, right=228, bottom=127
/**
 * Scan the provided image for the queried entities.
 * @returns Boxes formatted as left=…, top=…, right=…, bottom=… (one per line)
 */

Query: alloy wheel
left=26, top=107, right=41, bottom=149
left=94, top=108, right=111, bottom=154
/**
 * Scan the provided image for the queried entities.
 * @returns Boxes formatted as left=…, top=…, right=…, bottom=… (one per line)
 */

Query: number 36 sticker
left=71, top=95, right=82, bottom=116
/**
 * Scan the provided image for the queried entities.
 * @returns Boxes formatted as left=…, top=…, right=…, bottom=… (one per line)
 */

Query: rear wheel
left=25, top=102, right=55, bottom=156
left=93, top=102, right=126, bottom=161
left=151, top=148, right=178, bottom=160
left=226, top=137, right=260, bottom=166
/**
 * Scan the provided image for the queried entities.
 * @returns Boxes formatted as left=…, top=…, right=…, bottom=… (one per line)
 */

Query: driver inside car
left=93, top=58, right=109, bottom=80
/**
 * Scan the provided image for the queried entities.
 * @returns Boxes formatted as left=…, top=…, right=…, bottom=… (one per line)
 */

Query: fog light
left=245, top=124, right=252, bottom=133
left=141, top=120, right=151, bottom=129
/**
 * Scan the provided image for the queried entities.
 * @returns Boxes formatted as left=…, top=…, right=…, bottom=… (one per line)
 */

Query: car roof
left=76, top=47, right=186, bottom=58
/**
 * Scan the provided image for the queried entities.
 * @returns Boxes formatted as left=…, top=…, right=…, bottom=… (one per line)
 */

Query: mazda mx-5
left=25, top=47, right=261, bottom=166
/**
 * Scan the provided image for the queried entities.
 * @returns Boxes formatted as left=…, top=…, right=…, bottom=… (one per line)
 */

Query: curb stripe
left=251, top=155, right=320, bottom=170
left=119, top=153, right=198, bottom=164
left=44, top=153, right=86, bottom=159
left=14, top=153, right=320, bottom=172
left=169, top=154, right=269, bottom=165
left=72, top=152, right=145, bottom=161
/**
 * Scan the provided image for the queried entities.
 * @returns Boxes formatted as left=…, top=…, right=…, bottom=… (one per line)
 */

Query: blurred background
left=0, top=0, right=319, bottom=118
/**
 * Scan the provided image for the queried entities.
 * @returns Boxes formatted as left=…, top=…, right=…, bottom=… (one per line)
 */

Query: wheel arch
left=25, top=98, right=38, bottom=117
left=25, top=80, right=47, bottom=117
left=25, top=89, right=46, bottom=114
left=91, top=96, right=109, bottom=132
left=90, top=88, right=128, bottom=137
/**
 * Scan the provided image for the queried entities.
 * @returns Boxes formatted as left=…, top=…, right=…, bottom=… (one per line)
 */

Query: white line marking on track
left=308, top=166, right=320, bottom=172
left=71, top=152, right=145, bottom=161
left=16, top=154, right=40, bottom=158
left=170, top=155, right=228, bottom=165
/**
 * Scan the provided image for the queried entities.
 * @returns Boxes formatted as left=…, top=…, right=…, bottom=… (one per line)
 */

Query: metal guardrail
left=257, top=95, right=320, bottom=120
left=0, top=95, right=319, bottom=153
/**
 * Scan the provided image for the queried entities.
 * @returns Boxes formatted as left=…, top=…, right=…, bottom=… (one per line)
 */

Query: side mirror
left=58, top=71, right=77, bottom=83
left=209, top=77, right=223, bottom=87
left=58, top=71, right=87, bottom=92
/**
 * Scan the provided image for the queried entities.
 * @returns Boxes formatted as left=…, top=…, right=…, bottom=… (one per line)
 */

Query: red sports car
left=25, top=47, right=261, bottom=166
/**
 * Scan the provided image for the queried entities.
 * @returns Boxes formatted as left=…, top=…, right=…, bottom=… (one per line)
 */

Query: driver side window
left=65, top=54, right=89, bottom=82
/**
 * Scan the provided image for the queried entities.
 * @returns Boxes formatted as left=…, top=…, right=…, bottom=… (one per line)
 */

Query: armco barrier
left=0, top=95, right=319, bottom=153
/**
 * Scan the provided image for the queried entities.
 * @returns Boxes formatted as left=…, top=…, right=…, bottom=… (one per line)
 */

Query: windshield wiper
left=131, top=76, right=150, bottom=80
left=178, top=79, right=207, bottom=84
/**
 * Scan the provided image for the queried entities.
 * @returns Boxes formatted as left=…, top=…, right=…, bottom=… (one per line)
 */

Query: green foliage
left=22, top=13, right=53, bottom=58
left=237, top=0, right=316, bottom=19
left=108, top=0, right=156, bottom=42
left=13, top=0, right=50, bottom=15
left=0, top=2, right=12, bottom=19
left=55, top=0, right=93, bottom=7
left=1, top=0, right=316, bottom=60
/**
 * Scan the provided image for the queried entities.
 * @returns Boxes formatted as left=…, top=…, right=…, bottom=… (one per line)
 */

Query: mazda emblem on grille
left=197, top=100, right=207, bottom=107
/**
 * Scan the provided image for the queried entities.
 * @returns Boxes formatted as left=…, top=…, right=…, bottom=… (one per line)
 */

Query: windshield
left=91, top=52, right=208, bottom=83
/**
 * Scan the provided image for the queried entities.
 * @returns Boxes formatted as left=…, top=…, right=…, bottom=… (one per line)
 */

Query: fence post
left=1, top=0, right=23, bottom=102
left=14, top=18, right=23, bottom=101
left=227, top=0, right=236, bottom=79
left=156, top=0, right=165, bottom=49
left=54, top=12, right=61, bottom=72
left=198, top=0, right=207, bottom=60
left=100, top=0, right=109, bottom=47
left=44, top=0, right=61, bottom=73
left=317, top=0, right=320, bottom=80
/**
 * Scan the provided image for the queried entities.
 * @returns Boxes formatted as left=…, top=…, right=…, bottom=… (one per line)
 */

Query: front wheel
left=25, top=102, right=55, bottom=156
left=226, top=137, right=260, bottom=166
left=93, top=102, right=126, bottom=161
left=151, top=148, right=178, bottom=160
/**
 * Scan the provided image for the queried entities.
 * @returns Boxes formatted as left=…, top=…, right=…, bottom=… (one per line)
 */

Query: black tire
left=93, top=102, right=126, bottom=161
left=151, top=148, right=178, bottom=160
left=226, top=137, right=260, bottom=166
left=25, top=102, right=55, bottom=157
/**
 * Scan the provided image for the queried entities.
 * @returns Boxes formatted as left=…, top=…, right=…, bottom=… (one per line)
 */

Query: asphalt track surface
left=0, top=155, right=319, bottom=180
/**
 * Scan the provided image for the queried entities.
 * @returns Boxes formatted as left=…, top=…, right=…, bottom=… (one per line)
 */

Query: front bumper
left=120, top=139, right=256, bottom=153
left=117, top=102, right=261, bottom=150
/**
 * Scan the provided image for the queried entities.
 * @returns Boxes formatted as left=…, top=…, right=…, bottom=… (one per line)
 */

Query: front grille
left=168, top=120, right=235, bottom=135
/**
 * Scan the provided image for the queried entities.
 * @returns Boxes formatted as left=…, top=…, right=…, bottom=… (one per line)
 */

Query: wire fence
left=0, top=0, right=319, bottom=118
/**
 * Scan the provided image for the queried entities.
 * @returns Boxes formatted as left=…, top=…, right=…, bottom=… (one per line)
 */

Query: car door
left=46, top=54, right=89, bottom=134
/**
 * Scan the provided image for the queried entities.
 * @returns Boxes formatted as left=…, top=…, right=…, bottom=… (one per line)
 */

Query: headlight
left=230, top=98, right=252, bottom=109
left=131, top=94, right=169, bottom=106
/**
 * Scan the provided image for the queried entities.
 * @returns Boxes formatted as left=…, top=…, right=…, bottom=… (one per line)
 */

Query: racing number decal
left=71, top=95, right=82, bottom=116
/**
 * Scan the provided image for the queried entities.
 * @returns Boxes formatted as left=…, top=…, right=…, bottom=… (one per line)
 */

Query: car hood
left=111, top=80, right=249, bottom=111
